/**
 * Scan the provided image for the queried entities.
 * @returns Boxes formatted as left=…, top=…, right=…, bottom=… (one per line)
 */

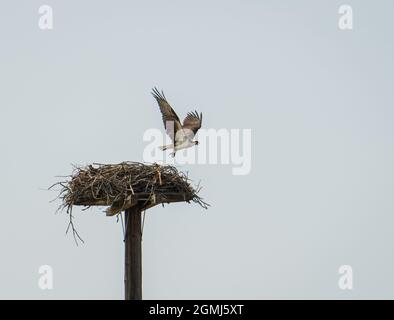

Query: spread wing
left=183, top=111, right=202, bottom=135
left=151, top=87, right=182, bottom=142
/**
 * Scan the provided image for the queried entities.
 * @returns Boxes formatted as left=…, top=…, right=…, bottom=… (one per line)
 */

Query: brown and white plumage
left=151, top=87, right=202, bottom=156
left=183, top=111, right=203, bottom=135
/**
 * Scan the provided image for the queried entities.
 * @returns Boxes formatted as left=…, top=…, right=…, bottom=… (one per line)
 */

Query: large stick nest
left=52, top=162, right=209, bottom=216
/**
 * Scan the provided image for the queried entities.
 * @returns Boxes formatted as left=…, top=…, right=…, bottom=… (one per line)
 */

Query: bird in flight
left=152, top=87, right=202, bottom=157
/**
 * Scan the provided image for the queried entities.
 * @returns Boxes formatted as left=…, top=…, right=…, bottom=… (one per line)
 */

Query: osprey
left=152, top=87, right=202, bottom=157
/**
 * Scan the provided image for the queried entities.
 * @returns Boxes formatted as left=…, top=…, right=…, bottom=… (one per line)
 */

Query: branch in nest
left=49, top=162, right=209, bottom=243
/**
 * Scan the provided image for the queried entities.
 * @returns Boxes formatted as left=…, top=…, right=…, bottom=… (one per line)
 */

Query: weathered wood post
left=53, top=162, right=208, bottom=300
left=124, top=206, right=142, bottom=300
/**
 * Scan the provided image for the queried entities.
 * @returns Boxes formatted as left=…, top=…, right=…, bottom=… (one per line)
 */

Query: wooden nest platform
left=53, top=162, right=209, bottom=216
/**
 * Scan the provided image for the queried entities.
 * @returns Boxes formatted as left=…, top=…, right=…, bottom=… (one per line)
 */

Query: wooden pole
left=124, top=206, right=142, bottom=300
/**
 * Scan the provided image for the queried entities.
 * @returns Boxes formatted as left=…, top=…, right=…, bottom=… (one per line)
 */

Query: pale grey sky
left=0, top=0, right=394, bottom=299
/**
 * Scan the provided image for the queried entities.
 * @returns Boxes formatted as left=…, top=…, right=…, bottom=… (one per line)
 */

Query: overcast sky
left=0, top=0, right=394, bottom=299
